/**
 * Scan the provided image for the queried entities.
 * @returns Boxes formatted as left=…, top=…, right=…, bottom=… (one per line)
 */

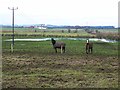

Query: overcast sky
left=0, top=0, right=119, bottom=27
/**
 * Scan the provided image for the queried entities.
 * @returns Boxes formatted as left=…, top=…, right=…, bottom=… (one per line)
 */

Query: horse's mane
left=51, top=38, right=56, bottom=45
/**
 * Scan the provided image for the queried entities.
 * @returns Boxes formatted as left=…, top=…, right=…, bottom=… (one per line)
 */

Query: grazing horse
left=51, top=38, right=66, bottom=53
left=86, top=39, right=93, bottom=54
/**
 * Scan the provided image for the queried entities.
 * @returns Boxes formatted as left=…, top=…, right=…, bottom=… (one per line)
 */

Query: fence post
left=11, top=44, right=13, bottom=53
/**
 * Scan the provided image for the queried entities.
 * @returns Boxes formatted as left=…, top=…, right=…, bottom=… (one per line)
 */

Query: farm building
left=35, top=24, right=47, bottom=29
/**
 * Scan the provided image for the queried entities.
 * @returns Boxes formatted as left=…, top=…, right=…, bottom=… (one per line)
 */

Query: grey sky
left=0, top=0, right=119, bottom=27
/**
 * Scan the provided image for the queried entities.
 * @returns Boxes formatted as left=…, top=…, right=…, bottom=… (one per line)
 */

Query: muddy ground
left=2, top=52, right=118, bottom=88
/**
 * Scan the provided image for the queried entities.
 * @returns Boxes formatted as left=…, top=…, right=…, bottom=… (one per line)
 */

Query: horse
left=51, top=38, right=66, bottom=54
left=86, top=39, right=93, bottom=54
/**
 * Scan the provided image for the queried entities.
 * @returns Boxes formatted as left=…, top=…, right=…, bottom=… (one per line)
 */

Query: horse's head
left=51, top=38, right=56, bottom=45
left=86, top=39, right=89, bottom=43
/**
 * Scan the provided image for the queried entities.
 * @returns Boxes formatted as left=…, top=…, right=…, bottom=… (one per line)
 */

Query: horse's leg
left=86, top=48, right=87, bottom=54
left=86, top=49, right=88, bottom=54
left=88, top=48, right=90, bottom=54
left=91, top=47, right=93, bottom=54
left=61, top=46, right=63, bottom=54
left=63, top=47, right=65, bottom=53
left=55, top=48, right=57, bottom=53
left=64, top=47, right=65, bottom=53
left=86, top=46, right=88, bottom=54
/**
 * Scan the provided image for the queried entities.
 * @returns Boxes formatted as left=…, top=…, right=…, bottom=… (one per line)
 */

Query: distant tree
left=74, top=29, right=78, bottom=33
left=62, top=30, right=64, bottom=33
left=68, top=28, right=71, bottom=33
left=96, top=30, right=100, bottom=33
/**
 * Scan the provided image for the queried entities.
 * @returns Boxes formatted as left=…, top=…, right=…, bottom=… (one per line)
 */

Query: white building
left=35, top=24, right=47, bottom=29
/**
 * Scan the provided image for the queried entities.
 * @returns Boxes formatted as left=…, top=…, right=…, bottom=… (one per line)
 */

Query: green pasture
left=97, top=29, right=118, bottom=33
left=2, top=35, right=119, bottom=88
left=2, top=36, right=118, bottom=56
left=2, top=28, right=95, bottom=37
left=2, top=27, right=118, bottom=33
left=1, top=28, right=95, bottom=38
left=1, top=28, right=119, bottom=39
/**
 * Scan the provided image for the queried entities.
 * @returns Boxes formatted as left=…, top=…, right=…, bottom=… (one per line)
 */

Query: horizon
left=1, top=24, right=117, bottom=29
left=0, top=24, right=115, bottom=27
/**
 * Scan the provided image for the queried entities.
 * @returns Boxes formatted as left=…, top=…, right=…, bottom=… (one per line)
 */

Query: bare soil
left=2, top=52, right=118, bottom=88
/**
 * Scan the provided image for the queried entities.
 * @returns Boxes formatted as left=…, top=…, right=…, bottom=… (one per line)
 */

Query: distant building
left=35, top=24, right=47, bottom=29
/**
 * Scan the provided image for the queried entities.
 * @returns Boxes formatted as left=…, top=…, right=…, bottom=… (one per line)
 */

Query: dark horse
left=86, top=39, right=93, bottom=54
left=51, top=38, right=66, bottom=53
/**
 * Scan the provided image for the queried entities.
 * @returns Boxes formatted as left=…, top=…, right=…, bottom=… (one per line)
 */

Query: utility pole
left=8, top=7, right=18, bottom=52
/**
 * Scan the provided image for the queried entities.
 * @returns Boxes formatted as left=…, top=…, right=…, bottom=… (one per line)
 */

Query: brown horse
left=51, top=38, right=66, bottom=53
left=86, top=39, right=93, bottom=54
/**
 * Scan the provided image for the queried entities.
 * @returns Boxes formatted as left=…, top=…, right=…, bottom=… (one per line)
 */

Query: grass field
left=95, top=29, right=119, bottom=40
left=97, top=29, right=118, bottom=33
left=2, top=35, right=119, bottom=88
left=1, top=28, right=119, bottom=40
left=1, top=28, right=95, bottom=38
